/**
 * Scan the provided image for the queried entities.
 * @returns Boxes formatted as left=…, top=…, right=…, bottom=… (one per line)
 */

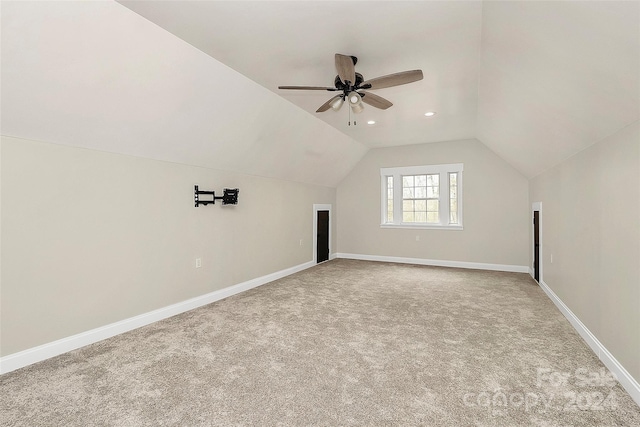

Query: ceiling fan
left=279, top=53, right=423, bottom=114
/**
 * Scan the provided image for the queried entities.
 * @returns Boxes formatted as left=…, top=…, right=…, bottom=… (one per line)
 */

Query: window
left=386, top=176, right=394, bottom=223
left=381, top=163, right=463, bottom=229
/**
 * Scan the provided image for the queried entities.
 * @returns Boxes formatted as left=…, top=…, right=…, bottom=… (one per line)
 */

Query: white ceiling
left=478, top=1, right=639, bottom=177
left=2, top=1, right=638, bottom=182
left=119, top=1, right=482, bottom=148
left=119, top=0, right=640, bottom=178
left=1, top=1, right=367, bottom=187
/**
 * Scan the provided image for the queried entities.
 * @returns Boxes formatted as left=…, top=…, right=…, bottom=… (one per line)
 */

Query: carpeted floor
left=1, top=259, right=639, bottom=426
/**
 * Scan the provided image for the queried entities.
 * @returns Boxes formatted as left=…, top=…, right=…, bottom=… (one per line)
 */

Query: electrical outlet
left=195, top=258, right=202, bottom=268
left=550, top=254, right=553, bottom=264
left=299, top=239, right=303, bottom=246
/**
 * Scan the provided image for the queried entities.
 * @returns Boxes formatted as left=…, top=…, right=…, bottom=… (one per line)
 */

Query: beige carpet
left=1, top=259, right=639, bottom=426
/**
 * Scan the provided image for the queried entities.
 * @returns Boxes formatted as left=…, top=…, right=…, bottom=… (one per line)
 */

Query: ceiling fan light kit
left=279, top=53, right=423, bottom=119
left=348, top=91, right=364, bottom=113
left=330, top=96, right=344, bottom=111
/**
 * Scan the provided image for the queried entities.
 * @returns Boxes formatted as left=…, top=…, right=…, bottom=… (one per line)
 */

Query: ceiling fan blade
left=278, top=86, right=337, bottom=91
left=361, top=70, right=423, bottom=90
left=316, top=95, right=342, bottom=113
left=335, top=53, right=356, bottom=85
left=360, top=91, right=393, bottom=110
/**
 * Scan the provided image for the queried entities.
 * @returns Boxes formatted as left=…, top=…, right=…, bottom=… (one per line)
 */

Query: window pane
left=401, top=173, right=440, bottom=224
left=386, top=176, right=393, bottom=223
left=450, top=199, right=457, bottom=217
left=403, top=187, right=414, bottom=198
left=402, top=174, right=429, bottom=224
left=449, top=172, right=458, bottom=224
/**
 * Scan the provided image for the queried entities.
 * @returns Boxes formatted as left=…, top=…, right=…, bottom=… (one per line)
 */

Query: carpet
left=1, top=259, right=639, bottom=426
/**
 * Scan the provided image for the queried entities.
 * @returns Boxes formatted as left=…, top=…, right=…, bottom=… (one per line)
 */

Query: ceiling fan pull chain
left=347, top=106, right=357, bottom=126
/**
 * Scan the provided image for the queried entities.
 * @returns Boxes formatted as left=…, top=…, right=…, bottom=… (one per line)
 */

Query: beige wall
left=529, top=121, right=640, bottom=382
left=0, top=136, right=336, bottom=356
left=336, top=139, right=529, bottom=267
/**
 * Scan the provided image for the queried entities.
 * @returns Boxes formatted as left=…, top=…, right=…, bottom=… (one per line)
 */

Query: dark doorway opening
left=533, top=210, right=540, bottom=282
left=316, top=210, right=329, bottom=263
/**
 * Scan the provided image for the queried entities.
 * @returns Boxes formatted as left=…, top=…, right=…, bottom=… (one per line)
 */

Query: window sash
left=401, top=174, right=439, bottom=224
left=449, top=172, right=458, bottom=225
left=385, top=176, right=394, bottom=223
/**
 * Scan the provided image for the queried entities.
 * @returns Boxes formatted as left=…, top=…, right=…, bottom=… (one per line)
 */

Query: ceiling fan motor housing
left=334, top=73, right=365, bottom=92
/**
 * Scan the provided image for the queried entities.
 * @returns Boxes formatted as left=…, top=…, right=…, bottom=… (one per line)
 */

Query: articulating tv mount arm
left=194, top=185, right=239, bottom=207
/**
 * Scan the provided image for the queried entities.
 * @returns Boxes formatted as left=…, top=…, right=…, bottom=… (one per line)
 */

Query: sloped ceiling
left=2, top=1, right=639, bottom=182
left=478, top=1, right=639, bottom=177
left=118, top=1, right=483, bottom=149
left=0, top=1, right=367, bottom=188
left=118, top=0, right=639, bottom=178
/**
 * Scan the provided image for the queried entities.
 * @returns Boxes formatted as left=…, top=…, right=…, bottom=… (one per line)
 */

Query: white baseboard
left=5, top=258, right=637, bottom=409
left=538, top=279, right=640, bottom=407
left=0, top=260, right=315, bottom=375
left=335, top=253, right=529, bottom=273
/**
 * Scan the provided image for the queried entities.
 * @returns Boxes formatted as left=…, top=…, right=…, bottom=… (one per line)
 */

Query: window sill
left=380, top=224, right=463, bottom=231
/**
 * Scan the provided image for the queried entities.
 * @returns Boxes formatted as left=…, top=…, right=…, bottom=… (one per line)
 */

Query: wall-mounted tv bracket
left=194, top=185, right=239, bottom=207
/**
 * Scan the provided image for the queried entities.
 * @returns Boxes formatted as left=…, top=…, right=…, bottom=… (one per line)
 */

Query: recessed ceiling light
left=424, top=111, right=436, bottom=117
left=367, top=120, right=376, bottom=125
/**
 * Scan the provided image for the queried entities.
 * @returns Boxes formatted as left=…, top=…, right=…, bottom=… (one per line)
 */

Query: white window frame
left=380, top=163, right=463, bottom=230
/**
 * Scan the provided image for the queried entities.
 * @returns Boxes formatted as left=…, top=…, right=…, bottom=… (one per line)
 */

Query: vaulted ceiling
left=119, top=1, right=483, bottom=150
left=2, top=1, right=639, bottom=184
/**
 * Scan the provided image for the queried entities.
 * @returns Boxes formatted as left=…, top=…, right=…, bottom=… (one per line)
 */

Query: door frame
left=313, top=204, right=332, bottom=264
left=531, top=202, right=542, bottom=283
